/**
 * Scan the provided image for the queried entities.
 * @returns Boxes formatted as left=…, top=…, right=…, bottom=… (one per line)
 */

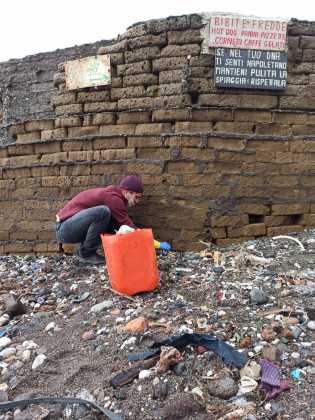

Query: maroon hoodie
left=57, top=185, right=136, bottom=228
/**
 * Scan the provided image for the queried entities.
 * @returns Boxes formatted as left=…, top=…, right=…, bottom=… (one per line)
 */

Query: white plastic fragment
left=272, top=235, right=305, bottom=251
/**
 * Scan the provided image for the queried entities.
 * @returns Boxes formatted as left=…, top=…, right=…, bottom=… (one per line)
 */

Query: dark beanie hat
left=119, top=175, right=143, bottom=193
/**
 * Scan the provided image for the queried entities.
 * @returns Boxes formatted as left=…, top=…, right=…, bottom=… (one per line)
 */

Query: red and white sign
left=202, top=13, right=288, bottom=51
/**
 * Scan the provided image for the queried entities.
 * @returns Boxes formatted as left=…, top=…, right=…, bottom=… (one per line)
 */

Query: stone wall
left=1, top=14, right=315, bottom=254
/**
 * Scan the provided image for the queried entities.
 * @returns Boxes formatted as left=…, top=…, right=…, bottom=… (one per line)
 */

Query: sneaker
left=75, top=247, right=104, bottom=265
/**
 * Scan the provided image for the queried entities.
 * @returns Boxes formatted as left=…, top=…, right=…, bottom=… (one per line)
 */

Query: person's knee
left=95, top=206, right=111, bottom=222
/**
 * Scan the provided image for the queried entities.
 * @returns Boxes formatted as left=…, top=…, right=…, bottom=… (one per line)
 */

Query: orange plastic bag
left=101, top=228, right=159, bottom=296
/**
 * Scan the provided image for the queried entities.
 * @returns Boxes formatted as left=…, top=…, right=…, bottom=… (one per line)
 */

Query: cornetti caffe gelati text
left=208, top=15, right=287, bottom=51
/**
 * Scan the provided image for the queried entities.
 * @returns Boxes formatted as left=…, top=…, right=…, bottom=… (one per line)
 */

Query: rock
left=13, top=406, right=50, bottom=419
left=262, top=346, right=280, bottom=362
left=139, top=369, right=153, bottom=380
left=0, top=337, right=12, bottom=351
left=0, top=347, right=17, bottom=359
left=290, top=326, right=303, bottom=339
left=171, top=361, right=186, bottom=376
left=250, top=288, right=269, bottom=305
left=152, top=381, right=169, bottom=400
left=240, top=361, right=261, bottom=379
left=45, top=322, right=56, bottom=332
left=81, top=330, right=96, bottom=341
left=261, top=327, right=276, bottom=342
left=0, top=390, right=8, bottom=402
left=307, top=320, right=315, bottom=330
left=3, top=294, right=26, bottom=317
left=159, top=394, right=204, bottom=419
left=208, top=375, right=238, bottom=399
left=191, top=387, right=204, bottom=398
left=21, top=350, right=31, bottom=362
left=119, top=316, right=149, bottom=334
left=0, top=314, right=10, bottom=327
left=90, top=300, right=113, bottom=314
left=32, top=354, right=47, bottom=370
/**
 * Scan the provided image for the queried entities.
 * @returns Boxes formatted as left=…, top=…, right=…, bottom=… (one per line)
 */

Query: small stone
left=0, top=347, right=17, bottom=359
left=90, top=300, right=113, bottom=314
left=0, top=337, right=12, bottom=351
left=290, top=326, right=303, bottom=339
left=21, top=349, right=31, bottom=362
left=261, top=327, right=276, bottom=342
left=191, top=387, right=203, bottom=398
left=0, top=314, right=10, bottom=327
left=250, top=288, right=269, bottom=305
left=291, top=352, right=300, bottom=360
left=120, top=316, right=149, bottom=334
left=262, top=346, right=280, bottom=362
left=3, top=294, right=26, bottom=317
left=139, top=369, right=153, bottom=380
left=307, top=320, right=315, bottom=330
left=208, top=375, right=238, bottom=399
left=0, top=390, right=8, bottom=402
left=152, top=381, right=169, bottom=400
left=45, top=322, right=56, bottom=332
left=81, top=330, right=96, bottom=341
left=32, top=354, right=47, bottom=370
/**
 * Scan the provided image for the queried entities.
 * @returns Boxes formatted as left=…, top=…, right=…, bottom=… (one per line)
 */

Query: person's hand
left=159, top=242, right=171, bottom=252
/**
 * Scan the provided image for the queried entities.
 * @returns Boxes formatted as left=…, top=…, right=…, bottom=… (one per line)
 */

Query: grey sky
left=1, top=0, right=314, bottom=63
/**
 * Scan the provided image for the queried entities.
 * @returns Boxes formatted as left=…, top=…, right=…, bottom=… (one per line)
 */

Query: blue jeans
left=56, top=206, right=111, bottom=257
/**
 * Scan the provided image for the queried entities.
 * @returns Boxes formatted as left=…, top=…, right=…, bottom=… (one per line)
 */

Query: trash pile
left=0, top=230, right=314, bottom=419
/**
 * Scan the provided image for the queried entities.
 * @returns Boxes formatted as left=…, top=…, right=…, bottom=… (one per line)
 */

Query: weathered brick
left=4, top=242, right=34, bottom=253
left=192, top=110, right=232, bottom=122
left=198, top=94, right=239, bottom=107
left=181, top=173, right=220, bottom=185
left=127, top=136, right=162, bottom=148
left=228, top=223, right=266, bottom=238
left=128, top=33, right=167, bottom=49
left=153, top=109, right=191, bottom=122
left=25, top=120, right=54, bottom=132
left=125, top=46, right=161, bottom=63
left=8, top=144, right=34, bottom=156
left=68, top=151, right=96, bottom=162
left=90, top=163, right=123, bottom=175
left=93, top=137, right=126, bottom=149
left=123, top=74, right=158, bottom=87
left=32, top=166, right=60, bottom=177
left=167, top=161, right=197, bottom=173
left=117, top=95, right=191, bottom=110
left=165, top=136, right=202, bottom=147
left=71, top=175, right=103, bottom=187
left=181, top=148, right=215, bottom=160
left=209, top=227, right=227, bottom=239
left=8, top=123, right=25, bottom=137
left=40, top=152, right=68, bottom=164
left=55, top=104, right=83, bottom=116
left=135, top=123, right=172, bottom=135
left=215, top=122, right=253, bottom=134
left=300, top=213, right=315, bottom=225
left=273, top=112, right=307, bottom=124
left=35, top=142, right=61, bottom=154
left=126, top=162, right=163, bottom=174
left=255, top=124, right=290, bottom=136
left=3, top=168, right=31, bottom=179
left=147, top=83, right=182, bottom=97
left=99, top=124, right=136, bottom=136
left=59, top=165, right=90, bottom=176
left=159, top=70, right=185, bottom=84
left=108, top=52, right=124, bottom=65
left=264, top=215, right=295, bottom=227
left=117, top=61, right=151, bottom=76
left=111, top=86, right=146, bottom=100
left=175, top=122, right=212, bottom=133
left=51, top=93, right=76, bottom=106
left=208, top=138, right=247, bottom=151
left=67, top=126, right=99, bottom=137
left=0, top=157, right=9, bottom=166
left=118, top=111, right=151, bottom=124
left=161, top=44, right=200, bottom=57
left=271, top=203, right=310, bottom=215
left=41, top=128, right=67, bottom=140
left=236, top=203, right=270, bottom=215
left=300, top=174, right=315, bottom=186
left=92, top=113, right=115, bottom=125
left=291, top=125, right=315, bottom=135
left=0, top=148, right=8, bottom=158
left=84, top=102, right=117, bottom=112
left=77, top=91, right=110, bottom=103
left=41, top=176, right=72, bottom=188
left=136, top=148, right=170, bottom=159
left=98, top=39, right=128, bottom=54
left=211, top=214, right=249, bottom=227
left=300, top=36, right=315, bottom=49
left=267, top=225, right=304, bottom=236
left=17, top=132, right=41, bottom=143
left=0, top=179, right=15, bottom=189
left=247, top=140, right=289, bottom=152
left=0, top=231, right=9, bottom=240
left=280, top=97, right=315, bottom=109
left=152, top=57, right=186, bottom=72
left=99, top=149, right=135, bottom=160
left=234, top=110, right=272, bottom=122
left=216, top=237, right=255, bottom=246
left=55, top=116, right=82, bottom=128
left=62, top=140, right=93, bottom=152
left=239, top=95, right=278, bottom=109
left=168, top=29, right=202, bottom=45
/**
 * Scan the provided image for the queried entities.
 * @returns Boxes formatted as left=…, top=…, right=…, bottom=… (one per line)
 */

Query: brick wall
left=1, top=14, right=315, bottom=253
